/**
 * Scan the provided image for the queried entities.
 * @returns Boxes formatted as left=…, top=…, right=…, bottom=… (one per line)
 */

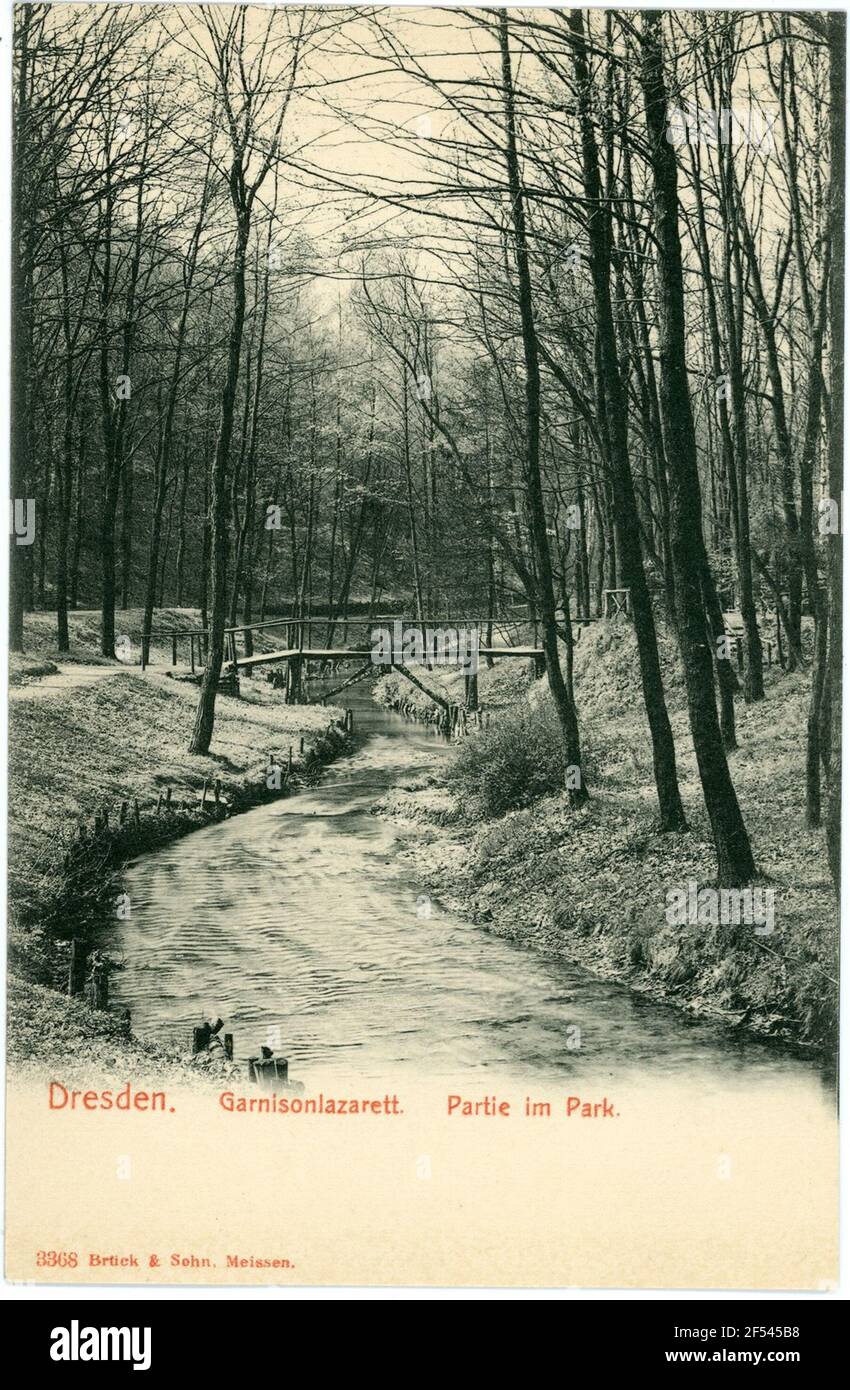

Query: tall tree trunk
left=37, top=396, right=54, bottom=610
left=825, top=12, right=845, bottom=895
left=10, top=247, right=33, bottom=650
left=200, top=456, right=210, bottom=645
left=55, top=197, right=90, bottom=652
left=498, top=10, right=587, bottom=805
left=802, top=266, right=830, bottom=822
left=56, top=400, right=75, bottom=651
left=640, top=9, right=756, bottom=886
left=568, top=11, right=685, bottom=830
left=120, top=453, right=133, bottom=610
left=700, top=556, right=738, bottom=750
left=69, top=433, right=86, bottom=611
left=175, top=446, right=190, bottom=607
left=230, top=236, right=270, bottom=649
left=142, top=400, right=168, bottom=662
left=99, top=148, right=145, bottom=656
left=807, top=600, right=828, bottom=826
left=9, top=8, right=35, bottom=653
left=158, top=487, right=175, bottom=608
left=706, top=62, right=764, bottom=701
left=190, top=207, right=250, bottom=754
left=401, top=365, right=425, bottom=626
left=99, top=471, right=119, bottom=658
left=144, top=177, right=207, bottom=655
left=735, top=191, right=802, bottom=665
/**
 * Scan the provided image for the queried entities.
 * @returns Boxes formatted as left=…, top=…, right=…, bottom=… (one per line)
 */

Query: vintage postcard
left=4, top=1, right=842, bottom=1291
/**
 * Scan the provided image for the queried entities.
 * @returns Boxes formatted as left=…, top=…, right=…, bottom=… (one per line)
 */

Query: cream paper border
left=5, top=1072, right=838, bottom=1289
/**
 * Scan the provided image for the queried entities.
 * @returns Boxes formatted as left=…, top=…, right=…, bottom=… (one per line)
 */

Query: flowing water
left=112, top=686, right=832, bottom=1095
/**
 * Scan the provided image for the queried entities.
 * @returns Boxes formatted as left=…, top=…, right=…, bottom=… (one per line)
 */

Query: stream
left=112, top=686, right=833, bottom=1095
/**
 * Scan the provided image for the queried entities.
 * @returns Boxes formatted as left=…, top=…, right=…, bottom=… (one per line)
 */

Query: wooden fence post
left=248, top=1052, right=289, bottom=1088
left=172, top=633, right=178, bottom=667
left=465, top=672, right=479, bottom=712
left=288, top=654, right=303, bottom=703
left=88, top=957, right=109, bottom=1010
left=68, top=938, right=87, bottom=997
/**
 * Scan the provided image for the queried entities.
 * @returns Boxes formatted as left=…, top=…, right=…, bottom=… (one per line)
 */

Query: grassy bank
left=7, top=976, right=243, bottom=1088
left=12, top=605, right=197, bottom=661
left=377, top=622, right=837, bottom=1053
left=8, top=612, right=348, bottom=1075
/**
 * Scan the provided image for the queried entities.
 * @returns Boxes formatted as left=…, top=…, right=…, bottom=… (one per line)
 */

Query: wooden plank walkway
left=480, top=647, right=543, bottom=658
left=229, top=648, right=370, bottom=670
left=227, top=646, right=545, bottom=671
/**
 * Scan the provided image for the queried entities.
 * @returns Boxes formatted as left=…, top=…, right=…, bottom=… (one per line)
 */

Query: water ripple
left=111, top=692, right=829, bottom=1092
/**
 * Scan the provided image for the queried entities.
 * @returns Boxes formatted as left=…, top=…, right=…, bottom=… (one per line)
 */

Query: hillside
left=377, top=620, right=836, bottom=1051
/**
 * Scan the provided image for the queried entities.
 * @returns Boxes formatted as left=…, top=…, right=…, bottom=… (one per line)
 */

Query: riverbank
left=8, top=614, right=348, bottom=1075
left=7, top=975, right=242, bottom=1088
left=376, top=623, right=837, bottom=1054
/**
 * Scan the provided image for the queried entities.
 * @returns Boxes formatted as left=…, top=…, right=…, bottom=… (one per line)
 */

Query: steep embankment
left=8, top=611, right=347, bottom=1077
left=377, top=622, right=836, bottom=1052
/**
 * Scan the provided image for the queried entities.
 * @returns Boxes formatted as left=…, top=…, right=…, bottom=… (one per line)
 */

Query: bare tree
left=183, top=6, right=310, bottom=755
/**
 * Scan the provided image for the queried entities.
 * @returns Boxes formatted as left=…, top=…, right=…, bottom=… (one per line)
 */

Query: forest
left=9, top=3, right=844, bottom=899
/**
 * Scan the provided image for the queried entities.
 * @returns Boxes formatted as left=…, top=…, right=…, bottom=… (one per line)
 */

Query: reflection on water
left=113, top=686, right=832, bottom=1096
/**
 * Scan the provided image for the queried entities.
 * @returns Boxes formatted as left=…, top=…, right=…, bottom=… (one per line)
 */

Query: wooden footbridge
left=142, top=591, right=782, bottom=719
left=142, top=611, right=600, bottom=711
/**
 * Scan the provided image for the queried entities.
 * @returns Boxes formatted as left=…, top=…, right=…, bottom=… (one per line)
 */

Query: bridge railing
left=139, top=610, right=589, bottom=670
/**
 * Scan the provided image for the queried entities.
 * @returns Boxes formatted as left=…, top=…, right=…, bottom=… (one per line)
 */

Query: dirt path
left=9, top=663, right=125, bottom=701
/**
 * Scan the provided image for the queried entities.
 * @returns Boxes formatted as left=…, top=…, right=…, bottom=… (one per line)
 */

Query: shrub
left=447, top=695, right=574, bottom=818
